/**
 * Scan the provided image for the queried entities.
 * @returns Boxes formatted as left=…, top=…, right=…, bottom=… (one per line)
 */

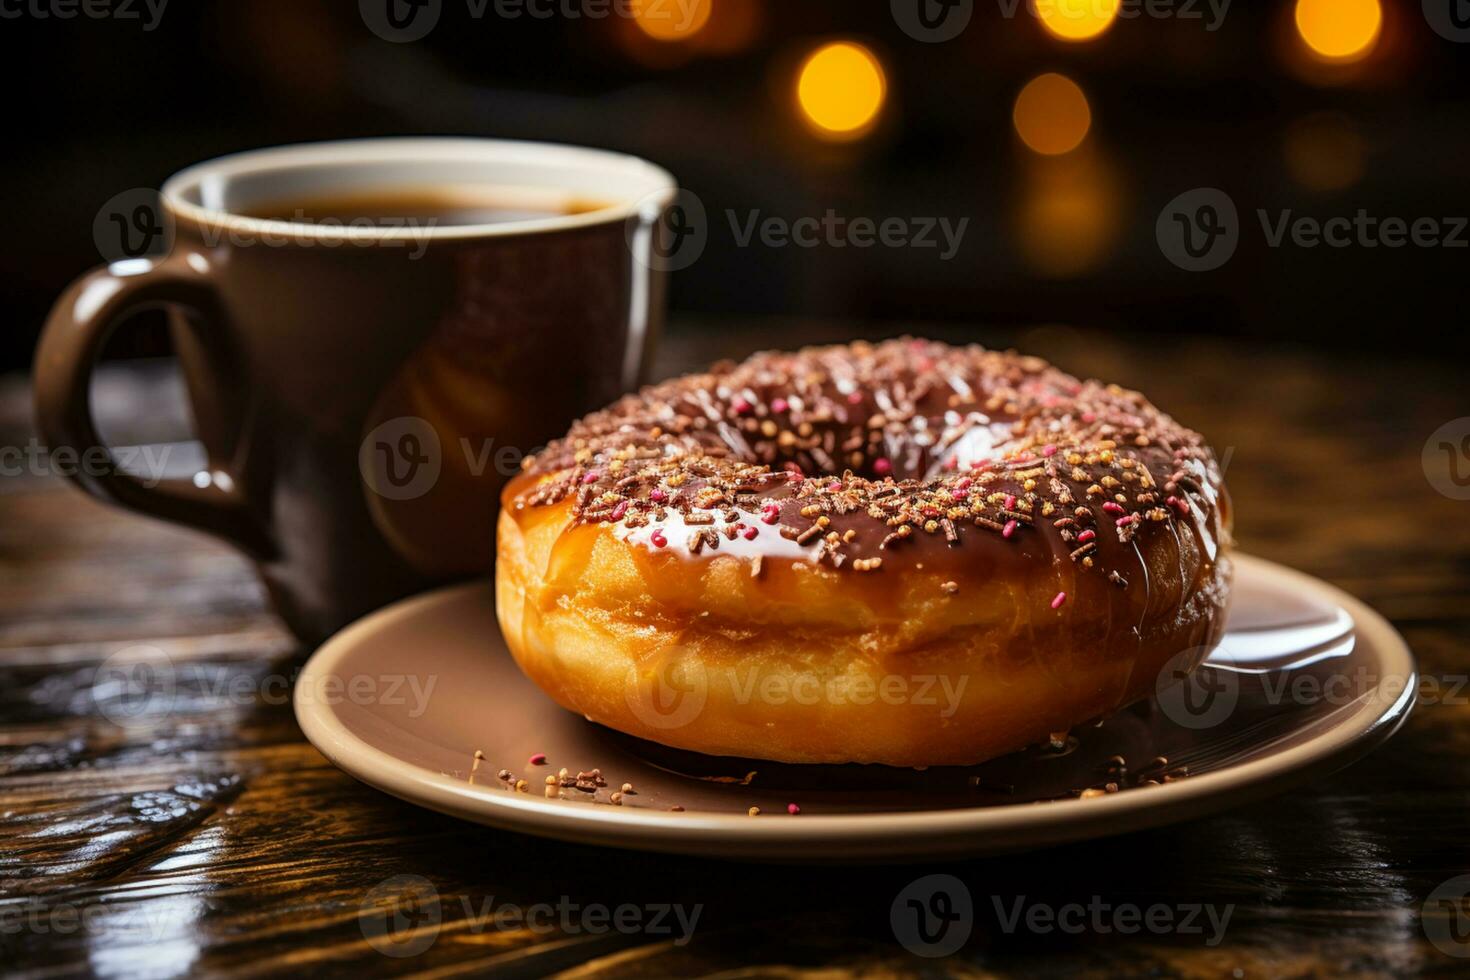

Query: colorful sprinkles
left=511, top=339, right=1223, bottom=593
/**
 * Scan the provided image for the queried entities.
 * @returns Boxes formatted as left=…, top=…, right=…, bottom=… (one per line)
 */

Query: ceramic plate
left=295, top=554, right=1415, bottom=861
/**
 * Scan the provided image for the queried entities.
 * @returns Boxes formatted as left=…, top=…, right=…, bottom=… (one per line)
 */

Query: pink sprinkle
left=1051, top=592, right=1067, bottom=610
left=760, top=511, right=779, bottom=525
left=955, top=477, right=972, bottom=491
left=649, top=488, right=666, bottom=502
left=1102, top=501, right=1125, bottom=514
left=1166, top=495, right=1190, bottom=515
left=1002, top=519, right=1019, bottom=539
left=1082, top=411, right=1097, bottom=423
left=847, top=392, right=864, bottom=405
left=787, top=803, right=801, bottom=815
left=1042, top=444, right=1058, bottom=457
left=1004, top=494, right=1017, bottom=511
left=1116, top=515, right=1136, bottom=527
left=731, top=397, right=752, bottom=415
left=771, top=398, right=789, bottom=413
left=872, top=457, right=893, bottom=476
left=611, top=501, right=629, bottom=521
left=582, top=471, right=600, bottom=485
left=528, top=753, right=547, bottom=765
left=951, top=488, right=968, bottom=502
left=828, top=481, right=843, bottom=491
left=742, top=526, right=759, bottom=540
left=1076, top=529, right=1096, bottom=543
left=650, top=530, right=668, bottom=548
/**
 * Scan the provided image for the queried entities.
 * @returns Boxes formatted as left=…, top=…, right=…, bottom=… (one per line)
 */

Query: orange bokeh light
left=1016, top=150, right=1121, bottom=278
left=1013, top=73, right=1092, bottom=156
left=1294, top=0, right=1381, bottom=62
left=796, top=42, right=887, bottom=139
left=1035, top=0, right=1120, bottom=43
left=632, top=0, right=712, bottom=42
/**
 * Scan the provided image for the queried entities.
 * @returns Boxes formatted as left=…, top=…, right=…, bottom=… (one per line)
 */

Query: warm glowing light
left=1285, top=113, right=1366, bottom=191
left=1013, top=73, right=1092, bottom=156
left=1035, top=0, right=1120, bottom=42
left=632, top=0, right=712, bottom=41
left=1294, top=0, right=1380, bottom=62
left=796, top=42, right=887, bottom=138
left=1016, top=151, right=1121, bottom=278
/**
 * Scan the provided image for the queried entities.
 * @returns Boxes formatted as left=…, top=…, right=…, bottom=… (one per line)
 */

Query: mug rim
left=160, top=137, right=679, bottom=243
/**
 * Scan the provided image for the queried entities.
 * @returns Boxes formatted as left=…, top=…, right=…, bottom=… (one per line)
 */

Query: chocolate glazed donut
left=497, top=339, right=1232, bottom=766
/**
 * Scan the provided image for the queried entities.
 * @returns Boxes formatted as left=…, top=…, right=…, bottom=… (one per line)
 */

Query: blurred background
left=5, top=0, right=1470, bottom=374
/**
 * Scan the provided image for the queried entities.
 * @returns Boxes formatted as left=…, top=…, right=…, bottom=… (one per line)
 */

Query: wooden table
left=3, top=320, right=1467, bottom=977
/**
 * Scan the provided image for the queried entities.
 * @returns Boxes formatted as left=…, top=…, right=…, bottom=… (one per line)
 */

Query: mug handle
left=34, top=255, right=275, bottom=559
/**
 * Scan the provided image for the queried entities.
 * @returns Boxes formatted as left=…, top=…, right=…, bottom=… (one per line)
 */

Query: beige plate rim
left=294, top=554, right=1417, bottom=861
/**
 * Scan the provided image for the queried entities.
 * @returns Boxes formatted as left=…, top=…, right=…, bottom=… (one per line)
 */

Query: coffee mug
left=36, top=138, right=676, bottom=641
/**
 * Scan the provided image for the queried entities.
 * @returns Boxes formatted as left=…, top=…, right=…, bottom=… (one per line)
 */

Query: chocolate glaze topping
left=508, top=339, right=1227, bottom=587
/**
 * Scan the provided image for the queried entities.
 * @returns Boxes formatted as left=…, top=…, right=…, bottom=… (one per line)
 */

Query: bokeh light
left=1035, top=0, right=1120, bottom=43
left=1015, top=150, right=1122, bottom=278
left=1285, top=113, right=1367, bottom=191
left=1294, top=0, right=1380, bottom=62
left=632, top=0, right=712, bottom=42
left=796, top=42, right=887, bottom=139
left=1013, top=73, right=1092, bottom=156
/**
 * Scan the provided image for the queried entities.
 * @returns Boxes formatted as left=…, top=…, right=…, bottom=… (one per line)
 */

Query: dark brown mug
left=36, top=138, right=675, bottom=641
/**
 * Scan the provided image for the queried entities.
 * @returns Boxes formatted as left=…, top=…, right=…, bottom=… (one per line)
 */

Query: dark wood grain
left=2, top=320, right=1468, bottom=978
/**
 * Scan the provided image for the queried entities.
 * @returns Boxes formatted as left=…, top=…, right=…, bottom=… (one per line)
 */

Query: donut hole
left=716, top=401, right=1010, bottom=484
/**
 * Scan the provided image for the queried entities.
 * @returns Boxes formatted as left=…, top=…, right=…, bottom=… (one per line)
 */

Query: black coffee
left=240, top=186, right=611, bottom=227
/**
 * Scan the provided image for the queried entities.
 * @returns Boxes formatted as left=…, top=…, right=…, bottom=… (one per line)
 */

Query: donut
left=496, top=339, right=1232, bottom=767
